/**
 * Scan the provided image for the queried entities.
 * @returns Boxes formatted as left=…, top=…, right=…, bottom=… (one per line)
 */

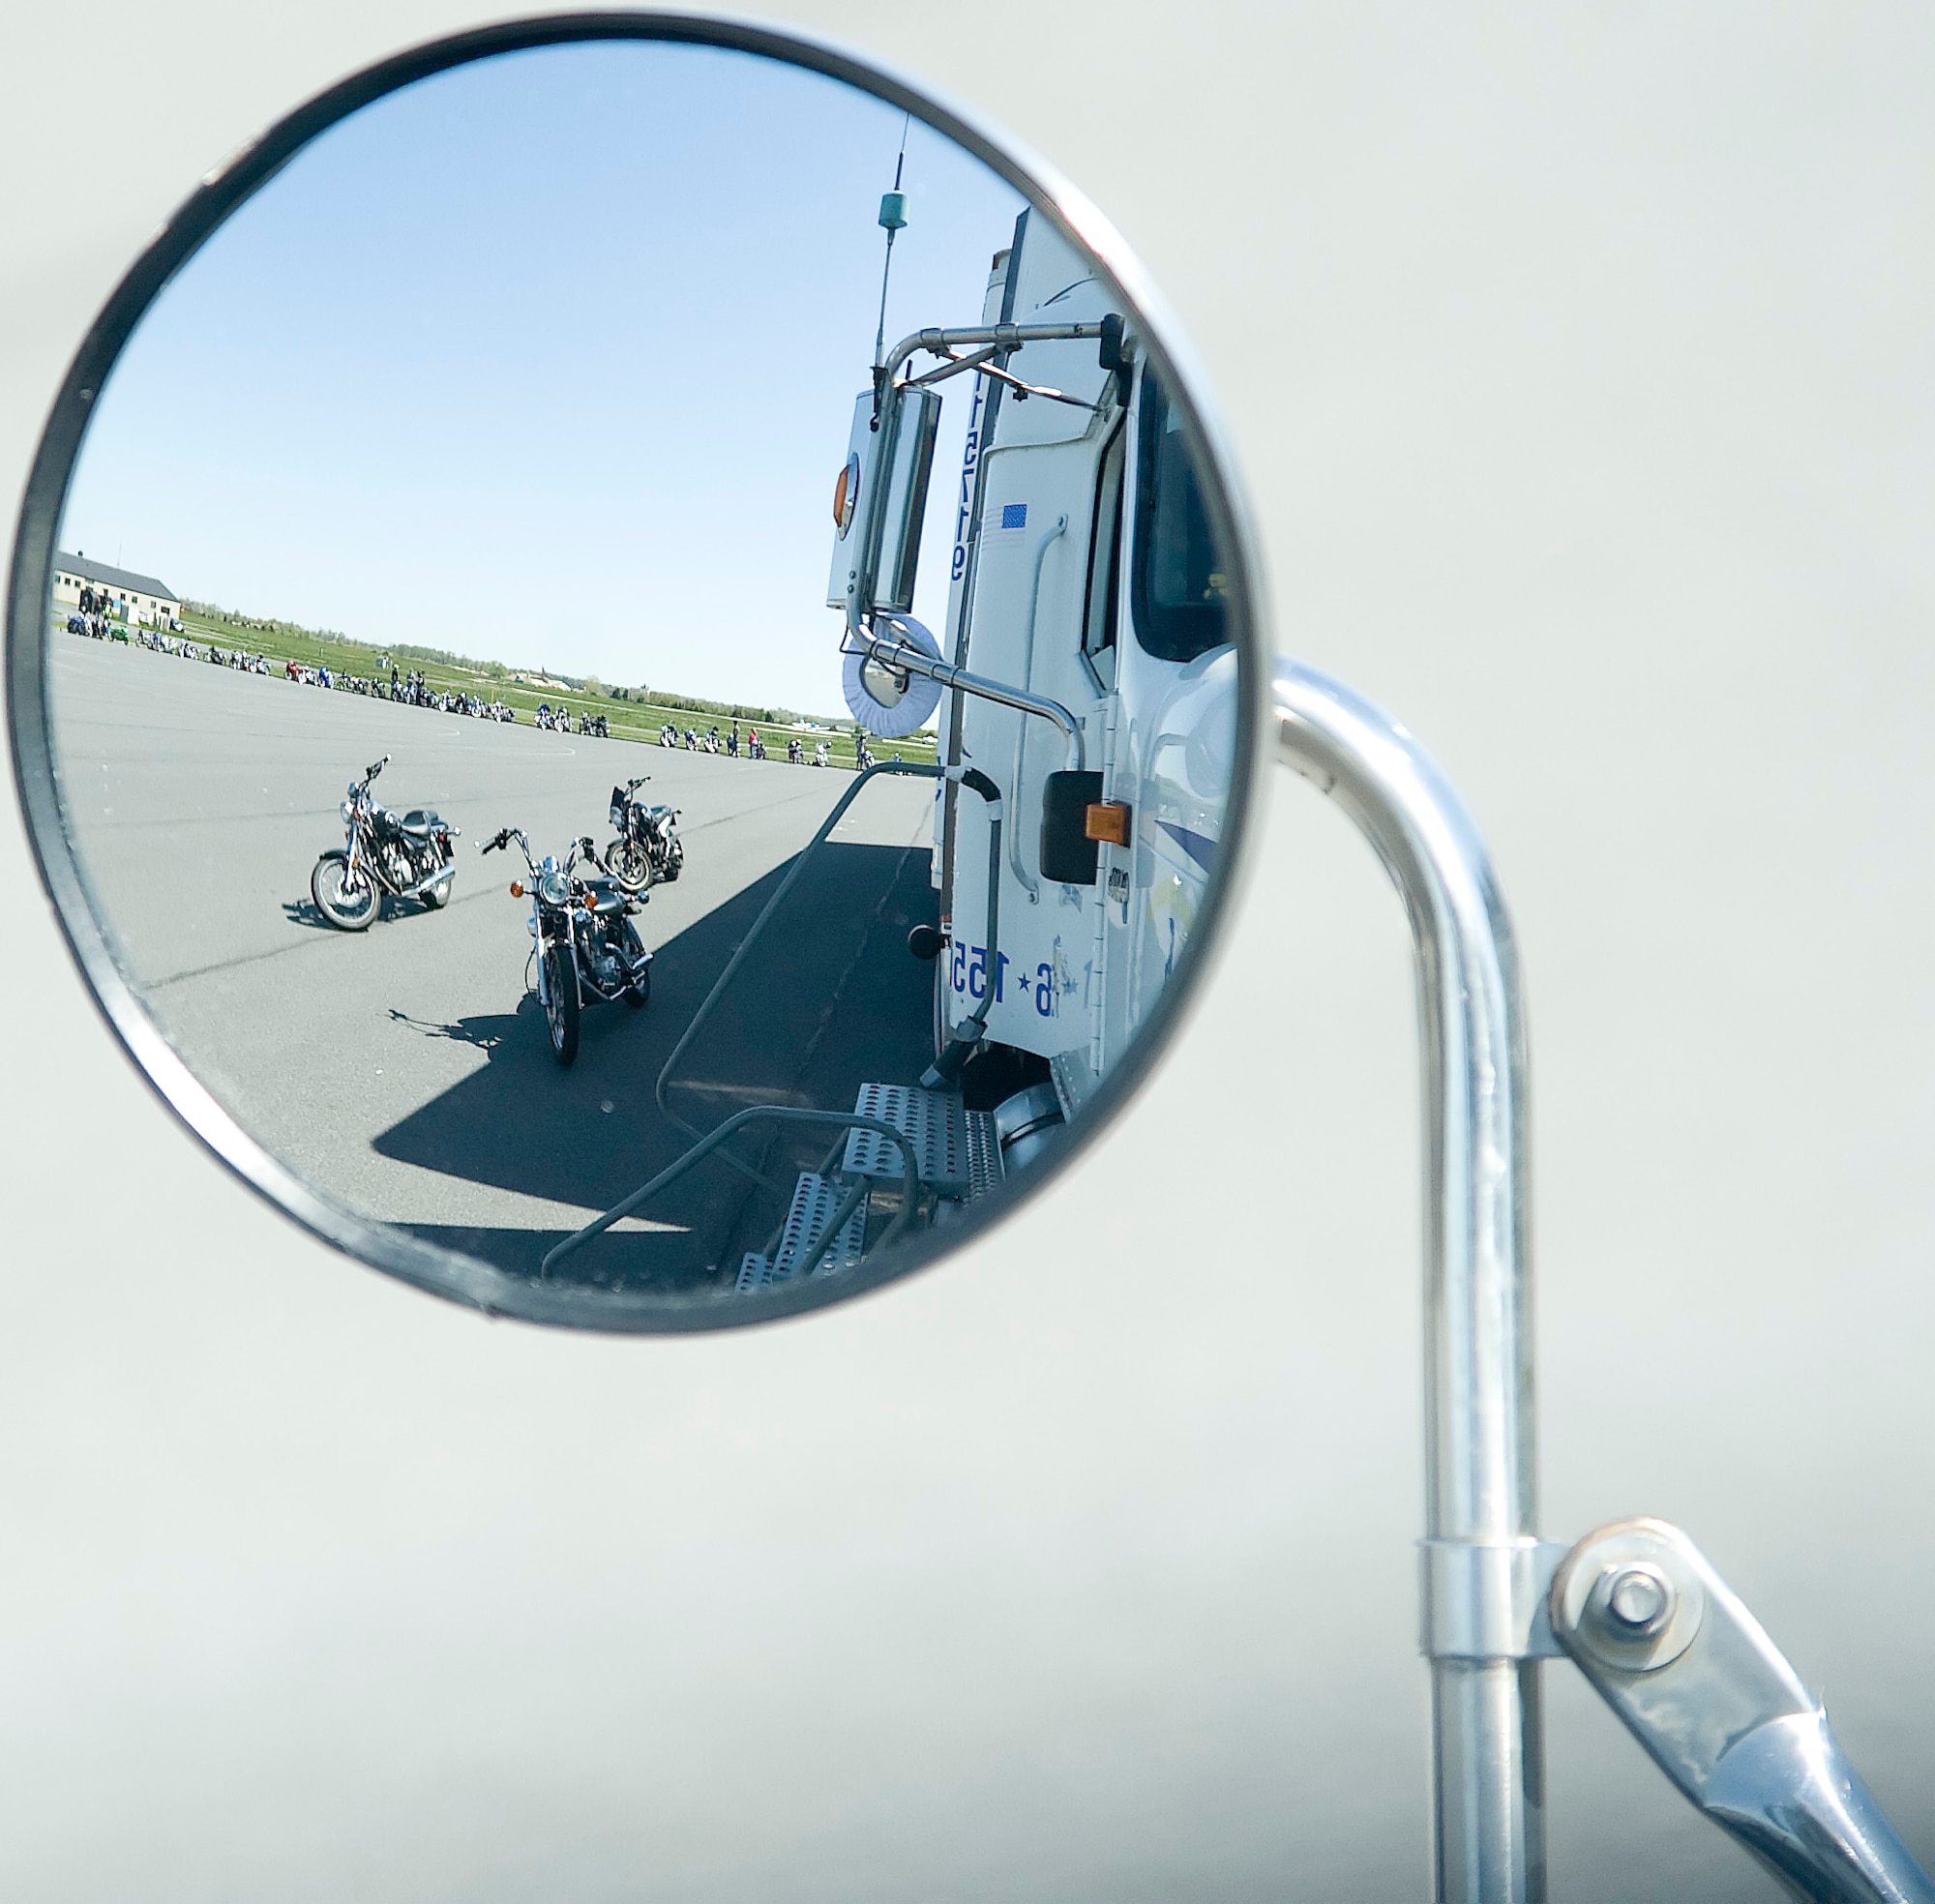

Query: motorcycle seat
left=400, top=809, right=441, bottom=837
left=583, top=879, right=627, bottom=916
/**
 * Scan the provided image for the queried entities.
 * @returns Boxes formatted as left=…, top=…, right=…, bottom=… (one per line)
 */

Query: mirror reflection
left=42, top=37, right=1243, bottom=1313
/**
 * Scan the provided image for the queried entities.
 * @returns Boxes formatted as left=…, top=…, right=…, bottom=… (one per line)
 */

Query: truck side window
left=1082, top=418, right=1126, bottom=688
left=1129, top=373, right=1229, bottom=664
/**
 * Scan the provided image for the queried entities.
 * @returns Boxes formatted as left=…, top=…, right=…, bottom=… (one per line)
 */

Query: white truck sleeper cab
left=850, top=208, right=1237, bottom=1119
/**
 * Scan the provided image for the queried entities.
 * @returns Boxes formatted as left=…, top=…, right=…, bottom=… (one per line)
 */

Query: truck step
left=843, top=1082, right=1003, bottom=1202
left=735, top=1171, right=868, bottom=1294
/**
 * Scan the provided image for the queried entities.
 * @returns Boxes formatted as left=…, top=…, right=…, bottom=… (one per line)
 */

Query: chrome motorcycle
left=603, top=775, right=683, bottom=894
left=480, top=827, right=652, bottom=1066
left=310, top=754, right=458, bottom=931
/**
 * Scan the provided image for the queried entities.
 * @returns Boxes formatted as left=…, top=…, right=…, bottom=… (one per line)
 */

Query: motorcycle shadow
left=282, top=892, right=439, bottom=933
left=384, top=1006, right=510, bottom=1051
left=283, top=898, right=340, bottom=933
left=373, top=840, right=938, bottom=1294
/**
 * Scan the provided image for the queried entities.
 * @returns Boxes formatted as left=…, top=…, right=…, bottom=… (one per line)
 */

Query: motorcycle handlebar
left=364, top=755, right=389, bottom=783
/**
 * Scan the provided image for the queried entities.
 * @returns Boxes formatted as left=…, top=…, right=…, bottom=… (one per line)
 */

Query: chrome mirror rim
left=4, top=8, right=1272, bottom=1332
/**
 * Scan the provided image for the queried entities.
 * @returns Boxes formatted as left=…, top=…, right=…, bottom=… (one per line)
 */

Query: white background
left=5, top=4, right=1934, bottom=1898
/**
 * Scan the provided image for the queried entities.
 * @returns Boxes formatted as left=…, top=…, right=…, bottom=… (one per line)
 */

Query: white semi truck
left=832, top=204, right=1237, bottom=1130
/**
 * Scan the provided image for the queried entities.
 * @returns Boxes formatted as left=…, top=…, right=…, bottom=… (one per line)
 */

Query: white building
left=52, top=551, right=180, bottom=627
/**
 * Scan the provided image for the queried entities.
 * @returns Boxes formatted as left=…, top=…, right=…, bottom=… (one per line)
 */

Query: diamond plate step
left=735, top=1172, right=867, bottom=1294
left=843, top=1083, right=1002, bottom=1201
left=965, top=1106, right=1003, bottom=1201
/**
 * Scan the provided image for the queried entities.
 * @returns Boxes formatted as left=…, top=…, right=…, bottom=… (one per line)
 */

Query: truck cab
left=874, top=209, right=1238, bottom=1121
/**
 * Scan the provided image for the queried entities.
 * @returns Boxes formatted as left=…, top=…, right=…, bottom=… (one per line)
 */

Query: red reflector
left=1084, top=801, right=1132, bottom=847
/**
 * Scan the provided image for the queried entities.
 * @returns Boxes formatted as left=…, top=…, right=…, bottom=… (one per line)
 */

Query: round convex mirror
left=7, top=15, right=1265, bottom=1329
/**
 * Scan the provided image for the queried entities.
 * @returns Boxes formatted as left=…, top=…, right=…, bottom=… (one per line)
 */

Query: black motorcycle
left=480, top=827, right=652, bottom=1066
left=604, top=775, right=684, bottom=894
left=311, top=755, right=459, bottom=931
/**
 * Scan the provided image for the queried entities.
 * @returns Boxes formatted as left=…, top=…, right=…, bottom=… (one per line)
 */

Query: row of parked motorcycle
left=656, top=722, right=880, bottom=769
left=535, top=703, right=608, bottom=736
left=71, top=616, right=626, bottom=735
left=308, top=759, right=685, bottom=1066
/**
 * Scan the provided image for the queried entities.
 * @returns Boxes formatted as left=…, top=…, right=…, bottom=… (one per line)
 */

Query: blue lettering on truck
left=949, top=380, right=986, bottom=582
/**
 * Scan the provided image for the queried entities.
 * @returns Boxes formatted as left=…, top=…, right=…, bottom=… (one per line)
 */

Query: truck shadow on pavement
left=375, top=839, right=938, bottom=1294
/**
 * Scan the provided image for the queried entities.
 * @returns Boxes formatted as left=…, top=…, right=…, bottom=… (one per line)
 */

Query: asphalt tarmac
left=46, top=637, right=940, bottom=1290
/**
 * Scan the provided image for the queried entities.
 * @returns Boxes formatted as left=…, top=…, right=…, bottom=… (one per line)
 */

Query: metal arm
left=1551, top=1520, right=1934, bottom=1904
left=867, top=614, right=1084, bottom=771
left=878, top=321, right=1104, bottom=393
left=1276, top=658, right=1932, bottom=1902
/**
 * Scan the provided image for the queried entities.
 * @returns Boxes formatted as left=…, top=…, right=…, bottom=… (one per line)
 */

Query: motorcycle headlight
left=340, top=799, right=354, bottom=821
left=538, top=870, right=570, bottom=907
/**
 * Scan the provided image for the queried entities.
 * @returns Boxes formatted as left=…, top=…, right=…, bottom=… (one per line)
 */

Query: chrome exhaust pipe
left=402, top=862, right=455, bottom=899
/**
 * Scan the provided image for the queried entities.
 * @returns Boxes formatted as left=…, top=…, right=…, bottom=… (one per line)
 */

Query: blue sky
left=61, top=40, right=1024, bottom=713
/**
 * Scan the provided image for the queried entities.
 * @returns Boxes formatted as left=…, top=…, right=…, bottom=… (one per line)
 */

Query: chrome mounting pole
left=1274, top=658, right=1933, bottom=1903
left=1274, top=659, right=1545, bottom=1903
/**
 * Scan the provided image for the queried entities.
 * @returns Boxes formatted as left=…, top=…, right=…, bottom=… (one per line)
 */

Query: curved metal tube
left=920, top=766, right=1003, bottom=1088
left=1273, top=659, right=1540, bottom=1904
left=879, top=320, right=1104, bottom=389
left=1007, top=514, right=1068, bottom=900
left=866, top=620, right=1085, bottom=771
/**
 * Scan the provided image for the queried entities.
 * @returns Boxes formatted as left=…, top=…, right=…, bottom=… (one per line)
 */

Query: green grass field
left=59, top=607, right=937, bottom=772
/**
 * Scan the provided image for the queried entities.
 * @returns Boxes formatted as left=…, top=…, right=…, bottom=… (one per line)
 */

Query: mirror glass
left=25, top=28, right=1256, bottom=1324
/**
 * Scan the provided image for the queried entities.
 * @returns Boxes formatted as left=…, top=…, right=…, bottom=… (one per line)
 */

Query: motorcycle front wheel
left=620, top=921, right=651, bottom=1009
left=541, top=940, right=580, bottom=1066
left=606, top=837, right=651, bottom=892
left=312, top=853, right=377, bottom=931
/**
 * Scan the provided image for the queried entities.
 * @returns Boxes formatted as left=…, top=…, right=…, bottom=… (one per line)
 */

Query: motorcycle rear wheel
left=312, top=854, right=377, bottom=931
left=542, top=940, right=580, bottom=1066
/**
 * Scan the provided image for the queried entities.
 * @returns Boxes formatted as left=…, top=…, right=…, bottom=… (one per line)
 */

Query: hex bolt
left=1602, top=1563, right=1673, bottom=1637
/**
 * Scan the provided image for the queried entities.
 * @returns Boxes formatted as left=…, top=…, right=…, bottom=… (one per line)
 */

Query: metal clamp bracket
left=1421, top=1539, right=1569, bottom=1661
left=1551, top=1519, right=1935, bottom=1904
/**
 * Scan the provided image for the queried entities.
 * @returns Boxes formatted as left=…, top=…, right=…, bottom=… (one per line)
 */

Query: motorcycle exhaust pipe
left=401, top=863, right=456, bottom=900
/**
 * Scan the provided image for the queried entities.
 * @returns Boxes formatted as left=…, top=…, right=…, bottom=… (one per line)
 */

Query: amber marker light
left=832, top=451, right=860, bottom=533
left=1084, top=801, right=1132, bottom=847
left=509, top=880, right=523, bottom=897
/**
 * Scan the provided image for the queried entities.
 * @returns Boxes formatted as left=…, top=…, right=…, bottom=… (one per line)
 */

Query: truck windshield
left=1129, top=372, right=1229, bottom=664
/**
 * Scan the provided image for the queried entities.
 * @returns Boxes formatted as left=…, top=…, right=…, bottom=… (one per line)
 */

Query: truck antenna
left=872, top=114, right=912, bottom=374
